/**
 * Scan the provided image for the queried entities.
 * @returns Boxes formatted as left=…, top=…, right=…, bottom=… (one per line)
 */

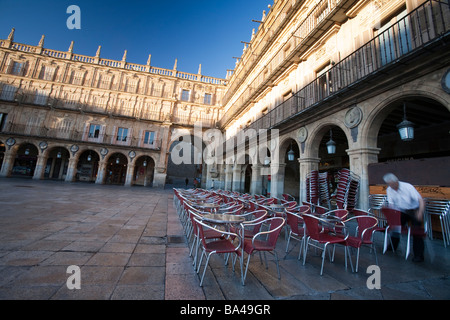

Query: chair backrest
left=302, top=214, right=322, bottom=239
left=327, top=209, right=348, bottom=220
left=381, top=207, right=402, bottom=227
left=345, top=215, right=378, bottom=242
left=285, top=210, right=304, bottom=234
left=284, top=201, right=297, bottom=209
left=352, top=208, right=370, bottom=216
left=248, top=200, right=257, bottom=212
left=315, top=205, right=329, bottom=215
left=425, top=198, right=450, bottom=216
left=264, top=217, right=285, bottom=248
left=369, top=194, right=387, bottom=210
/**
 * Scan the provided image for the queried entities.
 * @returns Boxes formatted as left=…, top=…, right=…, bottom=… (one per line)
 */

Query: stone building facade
left=1, top=0, right=449, bottom=210
left=0, top=29, right=226, bottom=187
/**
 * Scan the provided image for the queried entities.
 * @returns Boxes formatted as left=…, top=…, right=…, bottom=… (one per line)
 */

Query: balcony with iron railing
left=222, top=0, right=450, bottom=151
left=0, top=85, right=219, bottom=128
left=219, top=0, right=356, bottom=128
left=0, top=38, right=228, bottom=86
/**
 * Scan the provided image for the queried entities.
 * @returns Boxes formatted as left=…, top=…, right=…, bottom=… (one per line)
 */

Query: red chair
left=194, top=217, right=243, bottom=286
left=343, top=215, right=378, bottom=272
left=236, top=210, right=268, bottom=239
left=314, top=204, right=329, bottom=215
left=381, top=207, right=411, bottom=260
left=284, top=201, right=297, bottom=210
left=188, top=209, right=224, bottom=269
left=353, top=208, right=386, bottom=241
left=302, top=214, right=349, bottom=275
left=285, top=205, right=310, bottom=260
left=326, top=209, right=349, bottom=220
left=241, top=217, right=285, bottom=285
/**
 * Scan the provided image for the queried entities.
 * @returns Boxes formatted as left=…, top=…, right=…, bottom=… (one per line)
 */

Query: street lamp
left=397, top=102, right=414, bottom=141
left=326, top=129, right=336, bottom=154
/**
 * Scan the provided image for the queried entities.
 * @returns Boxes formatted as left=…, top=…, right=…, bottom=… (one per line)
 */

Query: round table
left=202, top=214, right=245, bottom=224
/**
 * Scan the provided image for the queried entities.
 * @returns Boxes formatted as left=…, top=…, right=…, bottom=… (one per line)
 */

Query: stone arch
left=134, top=155, right=156, bottom=187
left=363, top=89, right=450, bottom=149
left=105, top=152, right=128, bottom=185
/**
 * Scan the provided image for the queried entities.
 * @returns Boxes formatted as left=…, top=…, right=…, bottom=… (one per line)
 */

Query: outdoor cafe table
left=267, top=204, right=286, bottom=217
left=193, top=202, right=220, bottom=213
left=201, top=214, right=246, bottom=225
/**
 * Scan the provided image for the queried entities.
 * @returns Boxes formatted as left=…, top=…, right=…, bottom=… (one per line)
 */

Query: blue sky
left=0, top=0, right=269, bottom=79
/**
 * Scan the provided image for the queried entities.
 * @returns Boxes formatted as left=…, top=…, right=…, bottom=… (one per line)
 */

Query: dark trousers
left=391, top=209, right=425, bottom=258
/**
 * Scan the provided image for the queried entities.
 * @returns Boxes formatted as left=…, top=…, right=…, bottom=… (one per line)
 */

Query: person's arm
left=416, top=195, right=425, bottom=221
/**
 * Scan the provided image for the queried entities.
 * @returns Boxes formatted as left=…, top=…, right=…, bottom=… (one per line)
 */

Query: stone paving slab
left=0, top=178, right=449, bottom=304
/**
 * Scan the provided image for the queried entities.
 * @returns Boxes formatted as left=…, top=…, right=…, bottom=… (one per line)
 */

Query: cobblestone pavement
left=0, top=178, right=449, bottom=301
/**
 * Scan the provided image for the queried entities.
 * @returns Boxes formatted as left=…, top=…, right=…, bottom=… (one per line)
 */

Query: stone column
left=33, top=154, right=47, bottom=180
left=346, top=147, right=380, bottom=210
left=232, top=164, right=242, bottom=192
left=95, top=159, right=107, bottom=184
left=224, top=164, right=233, bottom=191
left=153, top=167, right=167, bottom=188
left=270, top=163, right=286, bottom=199
left=124, top=162, right=135, bottom=187
left=250, top=164, right=263, bottom=195
left=298, top=157, right=320, bottom=203
left=65, top=157, right=78, bottom=182
left=0, top=149, right=15, bottom=177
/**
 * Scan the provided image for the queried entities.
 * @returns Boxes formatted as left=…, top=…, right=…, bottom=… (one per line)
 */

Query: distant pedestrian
left=185, top=177, right=189, bottom=188
left=383, top=173, right=425, bottom=262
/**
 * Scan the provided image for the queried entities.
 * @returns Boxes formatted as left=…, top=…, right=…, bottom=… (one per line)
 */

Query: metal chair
left=285, top=205, right=310, bottom=259
left=343, top=215, right=378, bottom=272
left=424, top=198, right=450, bottom=247
left=381, top=207, right=411, bottom=260
left=194, top=217, right=243, bottom=286
left=241, top=217, right=285, bottom=285
left=302, top=213, right=349, bottom=275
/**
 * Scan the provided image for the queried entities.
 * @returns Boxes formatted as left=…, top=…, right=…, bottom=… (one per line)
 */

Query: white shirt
left=386, top=181, right=422, bottom=211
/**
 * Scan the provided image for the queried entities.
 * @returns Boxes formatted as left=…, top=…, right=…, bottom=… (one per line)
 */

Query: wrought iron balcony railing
left=242, top=0, right=449, bottom=134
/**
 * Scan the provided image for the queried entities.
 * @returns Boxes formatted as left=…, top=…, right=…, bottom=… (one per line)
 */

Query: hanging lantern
left=397, top=102, right=414, bottom=141
left=57, top=151, right=62, bottom=158
left=287, top=142, right=295, bottom=161
left=116, top=157, right=120, bottom=164
left=326, top=130, right=336, bottom=154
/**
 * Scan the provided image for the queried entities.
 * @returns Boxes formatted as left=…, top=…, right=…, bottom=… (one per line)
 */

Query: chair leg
left=242, top=253, right=252, bottom=285
left=320, top=243, right=328, bottom=275
left=303, top=237, right=310, bottom=265
left=274, top=251, right=281, bottom=279
left=285, top=233, right=291, bottom=253
left=355, top=247, right=360, bottom=273
left=199, top=253, right=212, bottom=287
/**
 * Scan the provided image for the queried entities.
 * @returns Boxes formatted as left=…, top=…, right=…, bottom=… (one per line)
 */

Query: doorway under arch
left=134, top=155, right=155, bottom=187
left=12, top=143, right=38, bottom=177
left=105, top=153, right=128, bottom=185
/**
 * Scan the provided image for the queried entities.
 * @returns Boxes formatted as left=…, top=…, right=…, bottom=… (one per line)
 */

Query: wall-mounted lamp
left=397, top=102, right=414, bottom=141
left=326, top=129, right=336, bottom=154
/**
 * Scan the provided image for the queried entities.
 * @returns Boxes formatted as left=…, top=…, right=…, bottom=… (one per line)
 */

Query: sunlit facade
left=0, top=0, right=449, bottom=210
